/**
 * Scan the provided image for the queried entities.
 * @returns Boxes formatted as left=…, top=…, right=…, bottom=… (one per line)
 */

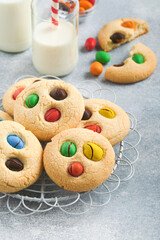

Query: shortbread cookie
left=79, top=99, right=130, bottom=146
left=3, top=77, right=44, bottom=116
left=0, top=121, right=43, bottom=193
left=98, top=18, right=149, bottom=52
left=0, top=110, right=13, bottom=121
left=105, top=43, right=157, bottom=84
left=14, top=80, right=85, bottom=141
left=43, top=128, right=115, bottom=192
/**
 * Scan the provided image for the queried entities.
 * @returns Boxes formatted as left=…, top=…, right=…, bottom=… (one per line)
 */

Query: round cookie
left=14, top=80, right=85, bottom=141
left=98, top=18, right=149, bottom=52
left=0, top=110, right=13, bottom=121
left=43, top=128, right=115, bottom=192
left=105, top=43, right=157, bottom=84
left=3, top=77, right=44, bottom=116
left=0, top=121, right=43, bottom=193
left=79, top=99, right=130, bottom=146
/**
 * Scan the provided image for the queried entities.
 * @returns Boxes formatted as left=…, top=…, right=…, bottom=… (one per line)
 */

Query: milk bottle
left=32, top=0, right=79, bottom=77
left=0, top=0, right=32, bottom=53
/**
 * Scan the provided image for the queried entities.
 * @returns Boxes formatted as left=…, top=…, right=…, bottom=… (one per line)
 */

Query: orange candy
left=90, top=62, right=103, bottom=76
left=121, top=21, right=136, bottom=31
left=79, top=6, right=85, bottom=15
left=79, top=0, right=93, bottom=10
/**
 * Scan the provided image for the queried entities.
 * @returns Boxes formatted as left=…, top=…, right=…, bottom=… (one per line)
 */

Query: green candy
left=60, top=141, right=77, bottom=157
left=25, top=94, right=39, bottom=108
left=132, top=54, right=144, bottom=64
left=96, top=51, right=111, bottom=64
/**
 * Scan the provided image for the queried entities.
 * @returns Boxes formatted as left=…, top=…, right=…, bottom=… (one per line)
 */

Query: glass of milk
left=32, top=0, right=79, bottom=77
left=0, top=0, right=32, bottom=53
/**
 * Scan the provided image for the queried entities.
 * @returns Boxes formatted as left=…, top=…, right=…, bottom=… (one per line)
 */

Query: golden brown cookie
left=0, top=121, right=43, bottom=193
left=0, top=110, right=13, bottom=121
left=14, top=80, right=85, bottom=141
left=98, top=18, right=149, bottom=52
left=3, top=77, right=44, bottom=116
left=43, top=128, right=115, bottom=192
left=79, top=99, right=130, bottom=146
left=105, top=43, right=157, bottom=84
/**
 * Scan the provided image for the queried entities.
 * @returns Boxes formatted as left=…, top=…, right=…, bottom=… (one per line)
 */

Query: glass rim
left=32, top=0, right=79, bottom=22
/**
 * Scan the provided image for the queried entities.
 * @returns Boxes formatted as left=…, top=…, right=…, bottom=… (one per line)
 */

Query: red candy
left=84, top=124, right=101, bottom=133
left=85, top=37, right=96, bottom=51
left=13, top=88, right=25, bottom=100
left=68, top=162, right=84, bottom=177
left=45, top=108, right=61, bottom=122
left=87, top=0, right=95, bottom=5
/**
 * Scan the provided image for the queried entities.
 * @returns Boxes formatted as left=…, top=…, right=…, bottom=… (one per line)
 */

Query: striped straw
left=51, top=0, right=59, bottom=26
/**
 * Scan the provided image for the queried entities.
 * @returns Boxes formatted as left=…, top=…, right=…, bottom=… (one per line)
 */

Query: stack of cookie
left=0, top=77, right=130, bottom=193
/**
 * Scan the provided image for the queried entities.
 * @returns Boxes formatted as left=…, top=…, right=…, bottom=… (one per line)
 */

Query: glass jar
left=0, top=0, right=32, bottom=53
left=32, top=0, right=79, bottom=77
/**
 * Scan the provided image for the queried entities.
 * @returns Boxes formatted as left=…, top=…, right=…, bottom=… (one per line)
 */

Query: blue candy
left=0, top=118, right=2, bottom=121
left=7, top=135, right=24, bottom=149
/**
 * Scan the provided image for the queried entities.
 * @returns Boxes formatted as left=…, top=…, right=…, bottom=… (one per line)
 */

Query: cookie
left=3, top=77, right=44, bottom=116
left=0, top=110, right=13, bottom=121
left=105, top=43, right=157, bottom=84
left=0, top=121, right=43, bottom=193
left=98, top=18, right=149, bottom=52
left=79, top=99, right=130, bottom=146
left=43, top=128, right=115, bottom=192
left=14, top=80, right=85, bottom=141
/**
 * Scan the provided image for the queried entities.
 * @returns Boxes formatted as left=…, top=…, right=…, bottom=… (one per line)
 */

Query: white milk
left=0, top=0, right=32, bottom=53
left=32, top=19, right=78, bottom=76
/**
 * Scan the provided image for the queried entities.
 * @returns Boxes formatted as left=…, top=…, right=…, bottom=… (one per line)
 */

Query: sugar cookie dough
left=105, top=43, right=157, bottom=84
left=98, top=18, right=149, bottom=52
left=79, top=99, right=130, bottom=146
left=0, top=121, right=43, bottom=193
left=14, top=80, right=85, bottom=141
left=3, top=77, right=44, bottom=116
left=43, top=128, right=115, bottom=192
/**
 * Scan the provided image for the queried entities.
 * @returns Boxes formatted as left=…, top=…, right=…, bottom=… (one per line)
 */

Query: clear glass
left=79, top=0, right=99, bottom=21
left=32, top=0, right=79, bottom=77
left=0, top=0, right=32, bottom=53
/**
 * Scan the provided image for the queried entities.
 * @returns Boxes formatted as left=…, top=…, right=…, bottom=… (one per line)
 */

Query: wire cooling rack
left=0, top=76, right=141, bottom=216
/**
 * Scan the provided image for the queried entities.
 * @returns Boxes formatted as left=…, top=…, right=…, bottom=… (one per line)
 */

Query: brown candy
left=5, top=158, right=24, bottom=171
left=113, top=62, right=125, bottom=67
left=82, top=108, right=92, bottom=120
left=110, top=32, right=125, bottom=44
left=59, top=2, right=70, bottom=12
left=50, top=88, right=67, bottom=100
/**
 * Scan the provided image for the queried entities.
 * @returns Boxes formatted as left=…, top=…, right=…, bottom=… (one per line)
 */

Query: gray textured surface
left=0, top=0, right=160, bottom=239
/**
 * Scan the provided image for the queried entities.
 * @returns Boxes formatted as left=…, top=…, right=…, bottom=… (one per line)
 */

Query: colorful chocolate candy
left=96, top=51, right=111, bottom=64
left=84, top=124, right=101, bottom=133
left=90, top=61, right=103, bottom=76
left=5, top=158, right=24, bottom=171
left=82, top=108, right=92, bottom=120
left=7, top=134, right=24, bottom=149
left=99, top=108, right=116, bottom=119
left=0, top=118, right=2, bottom=121
left=45, top=108, right=61, bottom=122
left=50, top=88, right=67, bottom=100
left=110, top=32, right=125, bottom=44
left=61, top=141, right=77, bottom=157
left=132, top=54, right=144, bottom=64
left=13, top=87, right=25, bottom=100
left=25, top=94, right=39, bottom=108
left=85, top=38, right=96, bottom=51
left=83, top=142, right=103, bottom=161
left=121, top=21, right=136, bottom=31
left=68, top=162, right=84, bottom=177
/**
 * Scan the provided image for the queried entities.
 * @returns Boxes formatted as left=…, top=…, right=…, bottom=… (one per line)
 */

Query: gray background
left=0, top=0, right=159, bottom=239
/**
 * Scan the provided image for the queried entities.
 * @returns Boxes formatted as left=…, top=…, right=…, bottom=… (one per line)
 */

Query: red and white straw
left=51, top=0, right=59, bottom=26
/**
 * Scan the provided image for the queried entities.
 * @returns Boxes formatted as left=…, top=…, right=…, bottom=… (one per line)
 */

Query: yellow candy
left=83, top=142, right=103, bottom=161
left=99, top=107, right=116, bottom=119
